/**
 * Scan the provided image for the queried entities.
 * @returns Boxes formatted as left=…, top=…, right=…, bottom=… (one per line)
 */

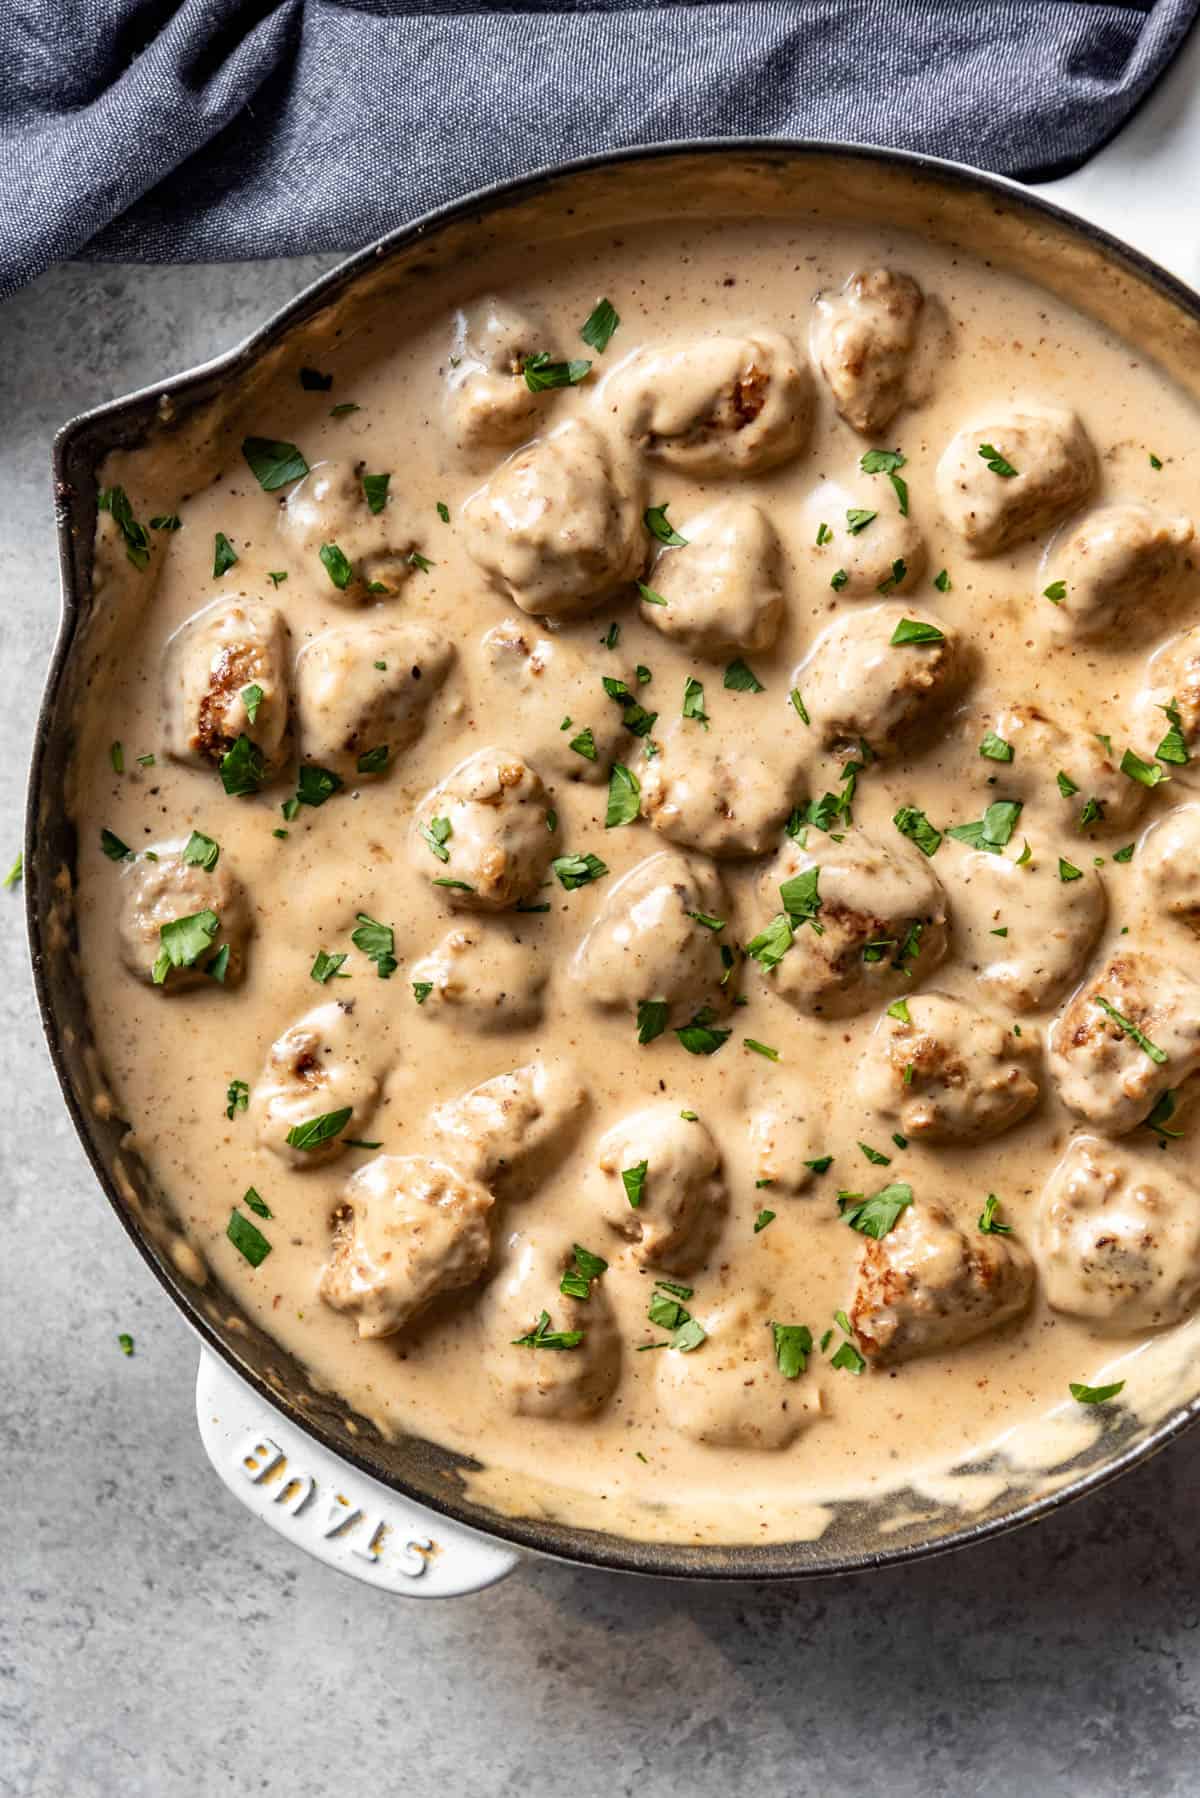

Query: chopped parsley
left=858, top=1141, right=891, bottom=1166
left=1156, top=698, right=1190, bottom=767
left=605, top=762, right=641, bottom=828
left=754, top=1210, right=776, bottom=1233
left=1043, top=580, right=1067, bottom=605
left=831, top=1339, right=866, bottom=1374
left=893, top=805, right=942, bottom=857
left=978, top=442, right=1018, bottom=477
left=212, top=532, right=238, bottom=577
left=151, top=909, right=219, bottom=985
left=149, top=513, right=181, bottom=532
left=724, top=659, right=764, bottom=693
left=357, top=745, right=389, bottom=775
left=1070, top=1380, right=1125, bottom=1405
left=352, top=912, right=397, bottom=977
left=98, top=486, right=151, bottom=570
left=117, top=1333, right=134, bottom=1356
left=568, top=726, right=598, bottom=762
left=789, top=689, right=810, bottom=725
left=1120, top=747, right=1168, bottom=788
left=361, top=471, right=391, bottom=515
left=845, top=507, right=876, bottom=535
left=860, top=447, right=908, bottom=513
left=622, top=1160, right=648, bottom=1208
left=227, top=1210, right=272, bottom=1266
left=675, top=1010, right=731, bottom=1055
left=1145, top=1090, right=1182, bottom=1140
left=805, top=1155, right=833, bottom=1175
left=241, top=436, right=308, bottom=491
left=638, top=581, right=668, bottom=606
left=319, top=541, right=354, bottom=590
left=310, top=949, right=348, bottom=984
left=979, top=729, right=1014, bottom=763
left=744, top=1038, right=780, bottom=1061
left=267, top=571, right=287, bottom=587
left=841, top=1180, right=913, bottom=1239
left=978, top=1193, right=1012, bottom=1235
left=890, top=617, right=944, bottom=646
left=636, top=998, right=669, bottom=1044
left=1094, top=996, right=1167, bottom=1064
left=877, top=557, right=908, bottom=595
left=816, top=522, right=832, bottom=546
left=1113, top=842, right=1136, bottom=863
left=285, top=1107, right=353, bottom=1152
left=296, top=764, right=343, bottom=808
left=512, top=1310, right=583, bottom=1350
left=553, top=852, right=608, bottom=891
left=522, top=352, right=591, bottom=391
left=100, top=828, right=132, bottom=862
left=580, top=298, right=620, bottom=353
left=946, top=798, right=1023, bottom=853
left=934, top=569, right=952, bottom=592
left=644, top=504, right=688, bottom=546
left=412, top=980, right=433, bottom=1005
left=182, top=830, right=220, bottom=872
left=682, top=676, right=709, bottom=727
left=243, top=1186, right=272, bottom=1219
left=772, top=1323, right=813, bottom=1379
left=1059, top=857, right=1083, bottom=882
left=831, top=568, right=849, bottom=591
left=225, top=1078, right=249, bottom=1119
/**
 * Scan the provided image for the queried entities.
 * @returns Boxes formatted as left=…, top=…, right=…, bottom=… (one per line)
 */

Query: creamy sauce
left=70, top=212, right=1200, bottom=1546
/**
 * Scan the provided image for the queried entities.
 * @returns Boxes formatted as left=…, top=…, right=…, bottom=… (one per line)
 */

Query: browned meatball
left=935, top=410, right=1096, bottom=555
left=793, top=602, right=964, bottom=760
left=280, top=459, right=426, bottom=599
left=481, top=1236, right=621, bottom=1420
left=1139, top=804, right=1200, bottom=927
left=811, top=268, right=927, bottom=435
left=426, top=1058, right=587, bottom=1195
left=1130, top=623, right=1200, bottom=768
left=639, top=498, right=785, bottom=657
left=859, top=992, right=1042, bottom=1143
left=443, top=296, right=545, bottom=452
left=752, top=828, right=949, bottom=1019
left=162, top=597, right=290, bottom=776
left=639, top=717, right=806, bottom=860
left=655, top=1291, right=824, bottom=1449
left=1035, top=1134, right=1200, bottom=1333
left=590, top=1103, right=727, bottom=1275
left=249, top=1001, right=383, bottom=1170
left=569, top=850, right=729, bottom=1013
left=118, top=843, right=251, bottom=990
left=463, top=418, right=644, bottom=619
left=319, top=1155, right=493, bottom=1338
left=1040, top=502, right=1195, bottom=643
left=970, top=702, right=1148, bottom=836
left=1048, top=949, right=1200, bottom=1134
left=849, top=1199, right=1034, bottom=1365
left=410, top=747, right=554, bottom=910
left=295, top=619, right=454, bottom=776
left=479, top=618, right=637, bottom=785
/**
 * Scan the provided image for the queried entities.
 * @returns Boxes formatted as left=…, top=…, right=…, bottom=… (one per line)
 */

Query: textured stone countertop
left=2, top=260, right=1198, bottom=1798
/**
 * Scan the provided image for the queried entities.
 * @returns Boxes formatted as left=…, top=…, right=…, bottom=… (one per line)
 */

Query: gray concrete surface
left=3, top=260, right=1200, bottom=1798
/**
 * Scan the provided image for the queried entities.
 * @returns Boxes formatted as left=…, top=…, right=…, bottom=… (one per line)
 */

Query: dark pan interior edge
left=30, top=140, right=1200, bottom=1581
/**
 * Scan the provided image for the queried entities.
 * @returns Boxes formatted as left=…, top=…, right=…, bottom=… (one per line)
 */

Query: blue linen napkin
left=1, top=0, right=1196, bottom=298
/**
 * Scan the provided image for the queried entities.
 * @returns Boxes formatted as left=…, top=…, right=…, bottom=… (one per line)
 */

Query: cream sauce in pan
left=70, top=215, right=1200, bottom=1544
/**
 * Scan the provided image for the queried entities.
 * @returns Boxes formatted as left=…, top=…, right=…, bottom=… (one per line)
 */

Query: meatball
left=640, top=499, right=785, bottom=658
left=1035, top=1134, right=1200, bottom=1333
left=427, top=1058, right=587, bottom=1193
left=443, top=296, right=544, bottom=452
left=295, top=620, right=454, bottom=776
left=569, top=850, right=729, bottom=1013
left=478, top=618, right=637, bottom=785
left=972, top=702, right=1148, bottom=836
left=462, top=418, right=644, bottom=620
left=118, top=843, right=251, bottom=990
left=1139, top=804, right=1200, bottom=927
left=805, top=482, right=926, bottom=597
left=410, top=747, right=554, bottom=910
left=640, top=717, right=805, bottom=860
left=1048, top=950, right=1200, bottom=1134
left=318, top=1154, right=493, bottom=1338
left=280, top=459, right=425, bottom=598
left=611, top=328, right=813, bottom=475
left=746, top=1105, right=826, bottom=1196
left=849, top=1199, right=1035, bottom=1365
left=794, top=602, right=963, bottom=760
left=860, top=992, right=1042, bottom=1143
left=655, top=1292, right=823, bottom=1449
left=1040, top=502, right=1195, bottom=643
left=935, top=410, right=1097, bottom=555
left=810, top=268, right=928, bottom=435
left=1129, top=624, right=1200, bottom=770
left=950, top=846, right=1107, bottom=1011
left=752, top=828, right=948, bottom=1020
left=249, top=1001, right=382, bottom=1169
left=162, top=597, right=290, bottom=776
left=590, top=1104, right=727, bottom=1274
left=481, top=1235, right=621, bottom=1420
left=408, top=924, right=548, bottom=1032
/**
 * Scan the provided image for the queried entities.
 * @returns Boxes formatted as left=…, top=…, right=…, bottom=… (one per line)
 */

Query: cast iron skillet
left=29, top=141, right=1200, bottom=1581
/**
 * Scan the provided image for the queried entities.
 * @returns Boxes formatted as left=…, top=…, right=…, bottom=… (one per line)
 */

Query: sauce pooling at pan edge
left=74, top=219, right=1200, bottom=1544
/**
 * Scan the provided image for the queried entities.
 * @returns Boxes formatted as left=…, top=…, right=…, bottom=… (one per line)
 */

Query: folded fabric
left=1, top=0, right=1196, bottom=297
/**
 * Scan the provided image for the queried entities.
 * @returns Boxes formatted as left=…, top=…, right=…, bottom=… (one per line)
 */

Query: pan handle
left=195, top=1350, right=521, bottom=1596
left=1030, top=24, right=1200, bottom=290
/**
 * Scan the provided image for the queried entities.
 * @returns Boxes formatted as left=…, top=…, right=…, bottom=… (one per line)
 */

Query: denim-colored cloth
left=1, top=0, right=1196, bottom=297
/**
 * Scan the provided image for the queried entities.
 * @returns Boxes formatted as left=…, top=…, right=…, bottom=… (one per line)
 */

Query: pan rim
left=31, top=135, right=1200, bottom=1582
